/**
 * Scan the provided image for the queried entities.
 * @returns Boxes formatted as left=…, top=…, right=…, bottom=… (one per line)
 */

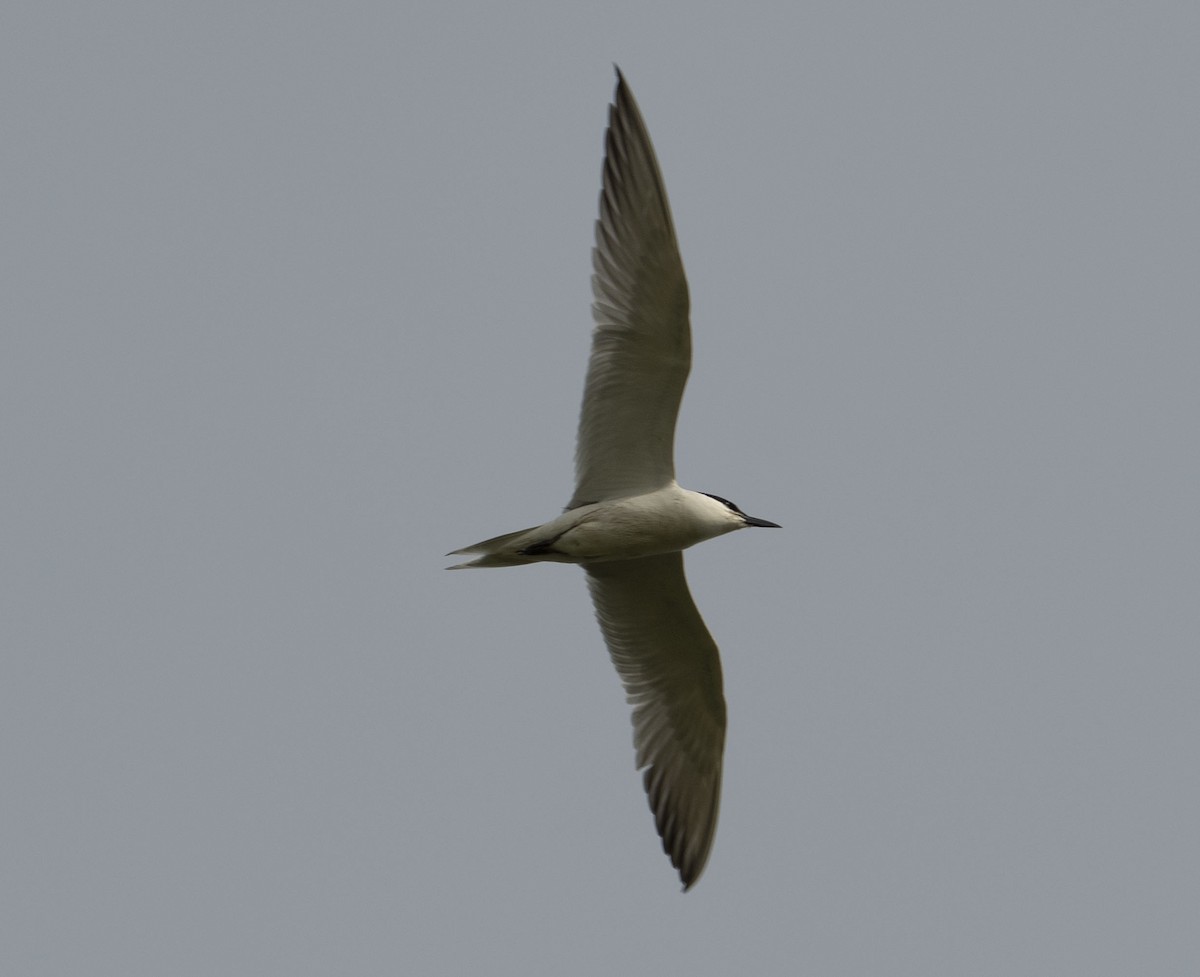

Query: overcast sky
left=4, top=2, right=1199, bottom=974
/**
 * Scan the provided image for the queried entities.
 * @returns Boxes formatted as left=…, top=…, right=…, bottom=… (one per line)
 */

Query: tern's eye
left=702, top=493, right=740, bottom=513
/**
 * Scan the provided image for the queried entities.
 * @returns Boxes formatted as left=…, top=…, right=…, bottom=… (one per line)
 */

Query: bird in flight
left=448, top=68, right=779, bottom=889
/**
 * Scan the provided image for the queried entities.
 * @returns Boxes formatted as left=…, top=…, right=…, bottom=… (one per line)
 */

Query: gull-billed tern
left=448, top=68, right=779, bottom=890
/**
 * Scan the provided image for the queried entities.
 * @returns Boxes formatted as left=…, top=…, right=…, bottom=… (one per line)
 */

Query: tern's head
left=700, top=493, right=781, bottom=531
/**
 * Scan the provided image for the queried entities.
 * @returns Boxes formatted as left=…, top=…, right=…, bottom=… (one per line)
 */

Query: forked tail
left=445, top=526, right=543, bottom=569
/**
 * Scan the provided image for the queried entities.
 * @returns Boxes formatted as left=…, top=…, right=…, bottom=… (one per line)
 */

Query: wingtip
left=677, top=859, right=707, bottom=892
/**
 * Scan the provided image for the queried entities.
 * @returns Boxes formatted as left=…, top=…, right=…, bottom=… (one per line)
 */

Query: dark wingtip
left=678, top=858, right=706, bottom=891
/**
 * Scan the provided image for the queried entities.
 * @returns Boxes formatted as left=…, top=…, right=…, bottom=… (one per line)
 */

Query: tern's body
left=449, top=484, right=767, bottom=568
left=449, top=69, right=778, bottom=890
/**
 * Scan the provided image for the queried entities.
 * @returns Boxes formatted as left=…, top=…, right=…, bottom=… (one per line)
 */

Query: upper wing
left=570, top=70, right=691, bottom=508
left=584, top=552, right=726, bottom=889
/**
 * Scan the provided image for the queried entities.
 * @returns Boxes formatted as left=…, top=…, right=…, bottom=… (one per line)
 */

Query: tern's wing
left=585, top=552, right=726, bottom=890
left=569, top=70, right=691, bottom=509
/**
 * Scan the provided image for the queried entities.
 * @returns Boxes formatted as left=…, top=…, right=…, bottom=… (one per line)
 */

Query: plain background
left=4, top=2, right=1198, bottom=974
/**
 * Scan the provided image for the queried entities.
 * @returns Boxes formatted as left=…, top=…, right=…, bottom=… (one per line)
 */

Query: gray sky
left=4, top=2, right=1198, bottom=974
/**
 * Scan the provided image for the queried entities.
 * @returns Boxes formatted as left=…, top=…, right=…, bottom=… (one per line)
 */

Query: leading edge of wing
left=570, top=70, right=692, bottom=508
left=584, top=551, right=726, bottom=889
